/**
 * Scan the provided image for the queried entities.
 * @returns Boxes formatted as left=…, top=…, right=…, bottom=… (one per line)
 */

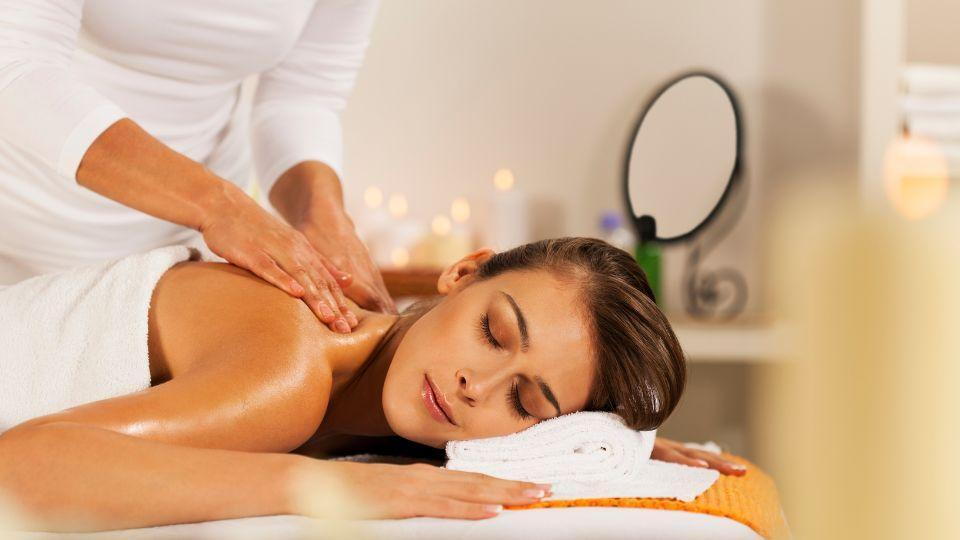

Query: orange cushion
left=507, top=454, right=788, bottom=539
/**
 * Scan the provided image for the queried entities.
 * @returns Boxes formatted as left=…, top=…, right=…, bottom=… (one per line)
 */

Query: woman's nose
left=457, top=368, right=495, bottom=404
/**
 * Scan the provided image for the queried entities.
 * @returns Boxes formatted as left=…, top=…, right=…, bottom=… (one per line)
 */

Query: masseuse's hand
left=270, top=161, right=396, bottom=314
left=306, top=461, right=552, bottom=519
left=201, top=186, right=356, bottom=333
left=295, top=216, right=395, bottom=314
left=651, top=437, right=747, bottom=476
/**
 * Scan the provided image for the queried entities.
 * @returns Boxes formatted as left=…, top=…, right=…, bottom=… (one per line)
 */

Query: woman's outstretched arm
left=0, top=422, right=304, bottom=531
left=0, top=422, right=549, bottom=532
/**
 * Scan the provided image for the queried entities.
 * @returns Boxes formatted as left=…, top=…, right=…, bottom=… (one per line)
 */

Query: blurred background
left=255, top=3, right=958, bottom=533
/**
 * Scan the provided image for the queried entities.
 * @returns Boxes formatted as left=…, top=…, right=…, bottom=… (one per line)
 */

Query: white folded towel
left=0, top=246, right=199, bottom=432
left=445, top=412, right=719, bottom=502
left=903, top=64, right=960, bottom=96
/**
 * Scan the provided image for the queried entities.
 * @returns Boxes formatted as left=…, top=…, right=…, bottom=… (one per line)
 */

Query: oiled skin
left=0, top=262, right=397, bottom=529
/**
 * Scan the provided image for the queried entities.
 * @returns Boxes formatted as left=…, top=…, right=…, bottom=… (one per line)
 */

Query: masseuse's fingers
left=248, top=252, right=305, bottom=298
left=273, top=237, right=355, bottom=333
left=318, top=259, right=358, bottom=328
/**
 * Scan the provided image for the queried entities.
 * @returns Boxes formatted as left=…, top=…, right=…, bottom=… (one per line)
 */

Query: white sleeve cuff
left=58, top=101, right=126, bottom=179
left=251, top=102, right=344, bottom=195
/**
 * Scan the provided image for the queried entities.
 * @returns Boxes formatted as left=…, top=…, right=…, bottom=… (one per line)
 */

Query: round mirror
left=623, top=72, right=742, bottom=243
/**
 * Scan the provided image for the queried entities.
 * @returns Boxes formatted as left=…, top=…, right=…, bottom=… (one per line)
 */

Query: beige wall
left=339, top=1, right=864, bottom=462
left=907, top=0, right=960, bottom=64
left=341, top=0, right=767, bottom=317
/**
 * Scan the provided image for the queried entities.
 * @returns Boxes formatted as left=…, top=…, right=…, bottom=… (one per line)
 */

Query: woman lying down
left=0, top=237, right=744, bottom=532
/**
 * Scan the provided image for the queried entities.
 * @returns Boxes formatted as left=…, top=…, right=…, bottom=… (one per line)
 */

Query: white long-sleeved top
left=0, top=0, right=378, bottom=279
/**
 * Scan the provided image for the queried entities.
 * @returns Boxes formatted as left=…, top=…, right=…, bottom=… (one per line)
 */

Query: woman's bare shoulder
left=149, top=261, right=330, bottom=380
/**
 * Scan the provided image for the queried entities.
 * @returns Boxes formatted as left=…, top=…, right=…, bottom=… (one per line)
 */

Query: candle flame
left=450, top=197, right=471, bottom=223
left=387, top=194, right=408, bottom=218
left=390, top=247, right=410, bottom=268
left=363, top=186, right=383, bottom=209
left=883, top=135, right=949, bottom=220
left=431, top=214, right=452, bottom=236
left=493, top=169, right=515, bottom=191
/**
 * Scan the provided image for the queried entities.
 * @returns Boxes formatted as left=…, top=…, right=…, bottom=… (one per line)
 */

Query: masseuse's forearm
left=269, top=161, right=351, bottom=228
left=0, top=422, right=302, bottom=532
left=76, top=118, right=242, bottom=231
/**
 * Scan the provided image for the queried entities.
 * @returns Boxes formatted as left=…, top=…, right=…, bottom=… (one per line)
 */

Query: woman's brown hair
left=475, top=237, right=686, bottom=431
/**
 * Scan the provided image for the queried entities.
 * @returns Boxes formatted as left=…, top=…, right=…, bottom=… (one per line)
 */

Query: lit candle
left=369, top=192, right=424, bottom=268
left=488, top=169, right=530, bottom=250
left=355, top=185, right=390, bottom=244
left=411, top=211, right=473, bottom=268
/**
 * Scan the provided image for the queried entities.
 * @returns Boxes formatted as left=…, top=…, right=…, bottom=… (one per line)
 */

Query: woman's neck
left=318, top=308, right=417, bottom=437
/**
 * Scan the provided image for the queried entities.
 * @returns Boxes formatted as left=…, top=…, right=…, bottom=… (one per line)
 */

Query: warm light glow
left=390, top=247, right=409, bottom=268
left=493, top=168, right=515, bottom=191
left=363, top=186, right=383, bottom=208
left=883, top=135, right=949, bottom=220
left=450, top=197, right=471, bottom=223
left=387, top=193, right=408, bottom=218
left=431, top=214, right=452, bottom=236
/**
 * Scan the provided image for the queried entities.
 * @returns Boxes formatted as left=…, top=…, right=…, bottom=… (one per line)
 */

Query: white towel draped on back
left=0, top=246, right=198, bottom=432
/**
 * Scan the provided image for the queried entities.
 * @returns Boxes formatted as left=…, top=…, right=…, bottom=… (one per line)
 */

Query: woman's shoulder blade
left=150, top=261, right=329, bottom=378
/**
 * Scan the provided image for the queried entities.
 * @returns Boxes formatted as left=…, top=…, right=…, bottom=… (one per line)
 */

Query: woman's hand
left=651, top=437, right=747, bottom=476
left=201, top=185, right=357, bottom=333
left=270, top=161, right=396, bottom=314
left=302, top=461, right=551, bottom=520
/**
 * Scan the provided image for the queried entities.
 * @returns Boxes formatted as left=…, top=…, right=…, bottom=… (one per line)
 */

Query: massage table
left=18, top=508, right=762, bottom=539
left=15, top=452, right=783, bottom=539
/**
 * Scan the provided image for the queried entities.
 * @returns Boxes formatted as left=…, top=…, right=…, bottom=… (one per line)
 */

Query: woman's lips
left=422, top=375, right=457, bottom=426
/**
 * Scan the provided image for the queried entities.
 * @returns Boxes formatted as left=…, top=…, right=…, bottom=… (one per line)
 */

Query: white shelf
left=672, top=322, right=789, bottom=364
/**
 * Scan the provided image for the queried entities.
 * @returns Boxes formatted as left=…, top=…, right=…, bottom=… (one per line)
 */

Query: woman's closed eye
left=476, top=311, right=537, bottom=421
left=476, top=312, right=502, bottom=350
left=507, top=380, right=532, bottom=420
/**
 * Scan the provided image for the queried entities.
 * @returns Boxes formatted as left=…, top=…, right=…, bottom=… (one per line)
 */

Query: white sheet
left=15, top=508, right=762, bottom=539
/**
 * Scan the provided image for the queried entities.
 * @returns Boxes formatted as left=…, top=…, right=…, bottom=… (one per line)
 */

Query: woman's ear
left=436, top=248, right=496, bottom=296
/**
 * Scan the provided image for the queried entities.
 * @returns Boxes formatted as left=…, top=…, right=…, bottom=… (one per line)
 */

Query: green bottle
left=635, top=241, right=662, bottom=306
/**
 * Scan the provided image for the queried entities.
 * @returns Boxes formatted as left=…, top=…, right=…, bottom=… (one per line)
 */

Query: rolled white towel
left=446, top=412, right=654, bottom=486
left=446, top=412, right=719, bottom=502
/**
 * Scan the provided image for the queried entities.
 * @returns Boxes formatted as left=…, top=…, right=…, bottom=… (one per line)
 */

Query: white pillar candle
left=411, top=213, right=473, bottom=268
left=488, top=169, right=530, bottom=251
left=369, top=193, right=424, bottom=268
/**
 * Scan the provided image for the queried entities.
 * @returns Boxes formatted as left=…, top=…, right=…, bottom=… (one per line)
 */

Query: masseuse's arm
left=0, top=0, right=354, bottom=332
left=252, top=0, right=395, bottom=314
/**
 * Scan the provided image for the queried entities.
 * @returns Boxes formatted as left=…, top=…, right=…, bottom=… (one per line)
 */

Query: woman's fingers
left=685, top=449, right=747, bottom=476
left=662, top=448, right=710, bottom=469
left=663, top=446, right=747, bottom=476
left=439, top=479, right=550, bottom=505
left=417, top=496, right=503, bottom=520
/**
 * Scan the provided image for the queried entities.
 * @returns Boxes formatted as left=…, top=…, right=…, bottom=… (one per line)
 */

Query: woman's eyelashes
left=507, top=381, right=532, bottom=420
left=477, top=311, right=530, bottom=420
left=477, top=312, right=502, bottom=350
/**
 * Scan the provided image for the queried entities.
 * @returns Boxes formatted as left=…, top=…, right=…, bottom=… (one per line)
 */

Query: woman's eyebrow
left=499, top=291, right=560, bottom=415
left=499, top=291, right=530, bottom=352
left=535, top=375, right=562, bottom=417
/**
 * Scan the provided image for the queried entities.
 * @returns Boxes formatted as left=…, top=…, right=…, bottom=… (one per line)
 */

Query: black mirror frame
left=622, top=71, right=744, bottom=244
